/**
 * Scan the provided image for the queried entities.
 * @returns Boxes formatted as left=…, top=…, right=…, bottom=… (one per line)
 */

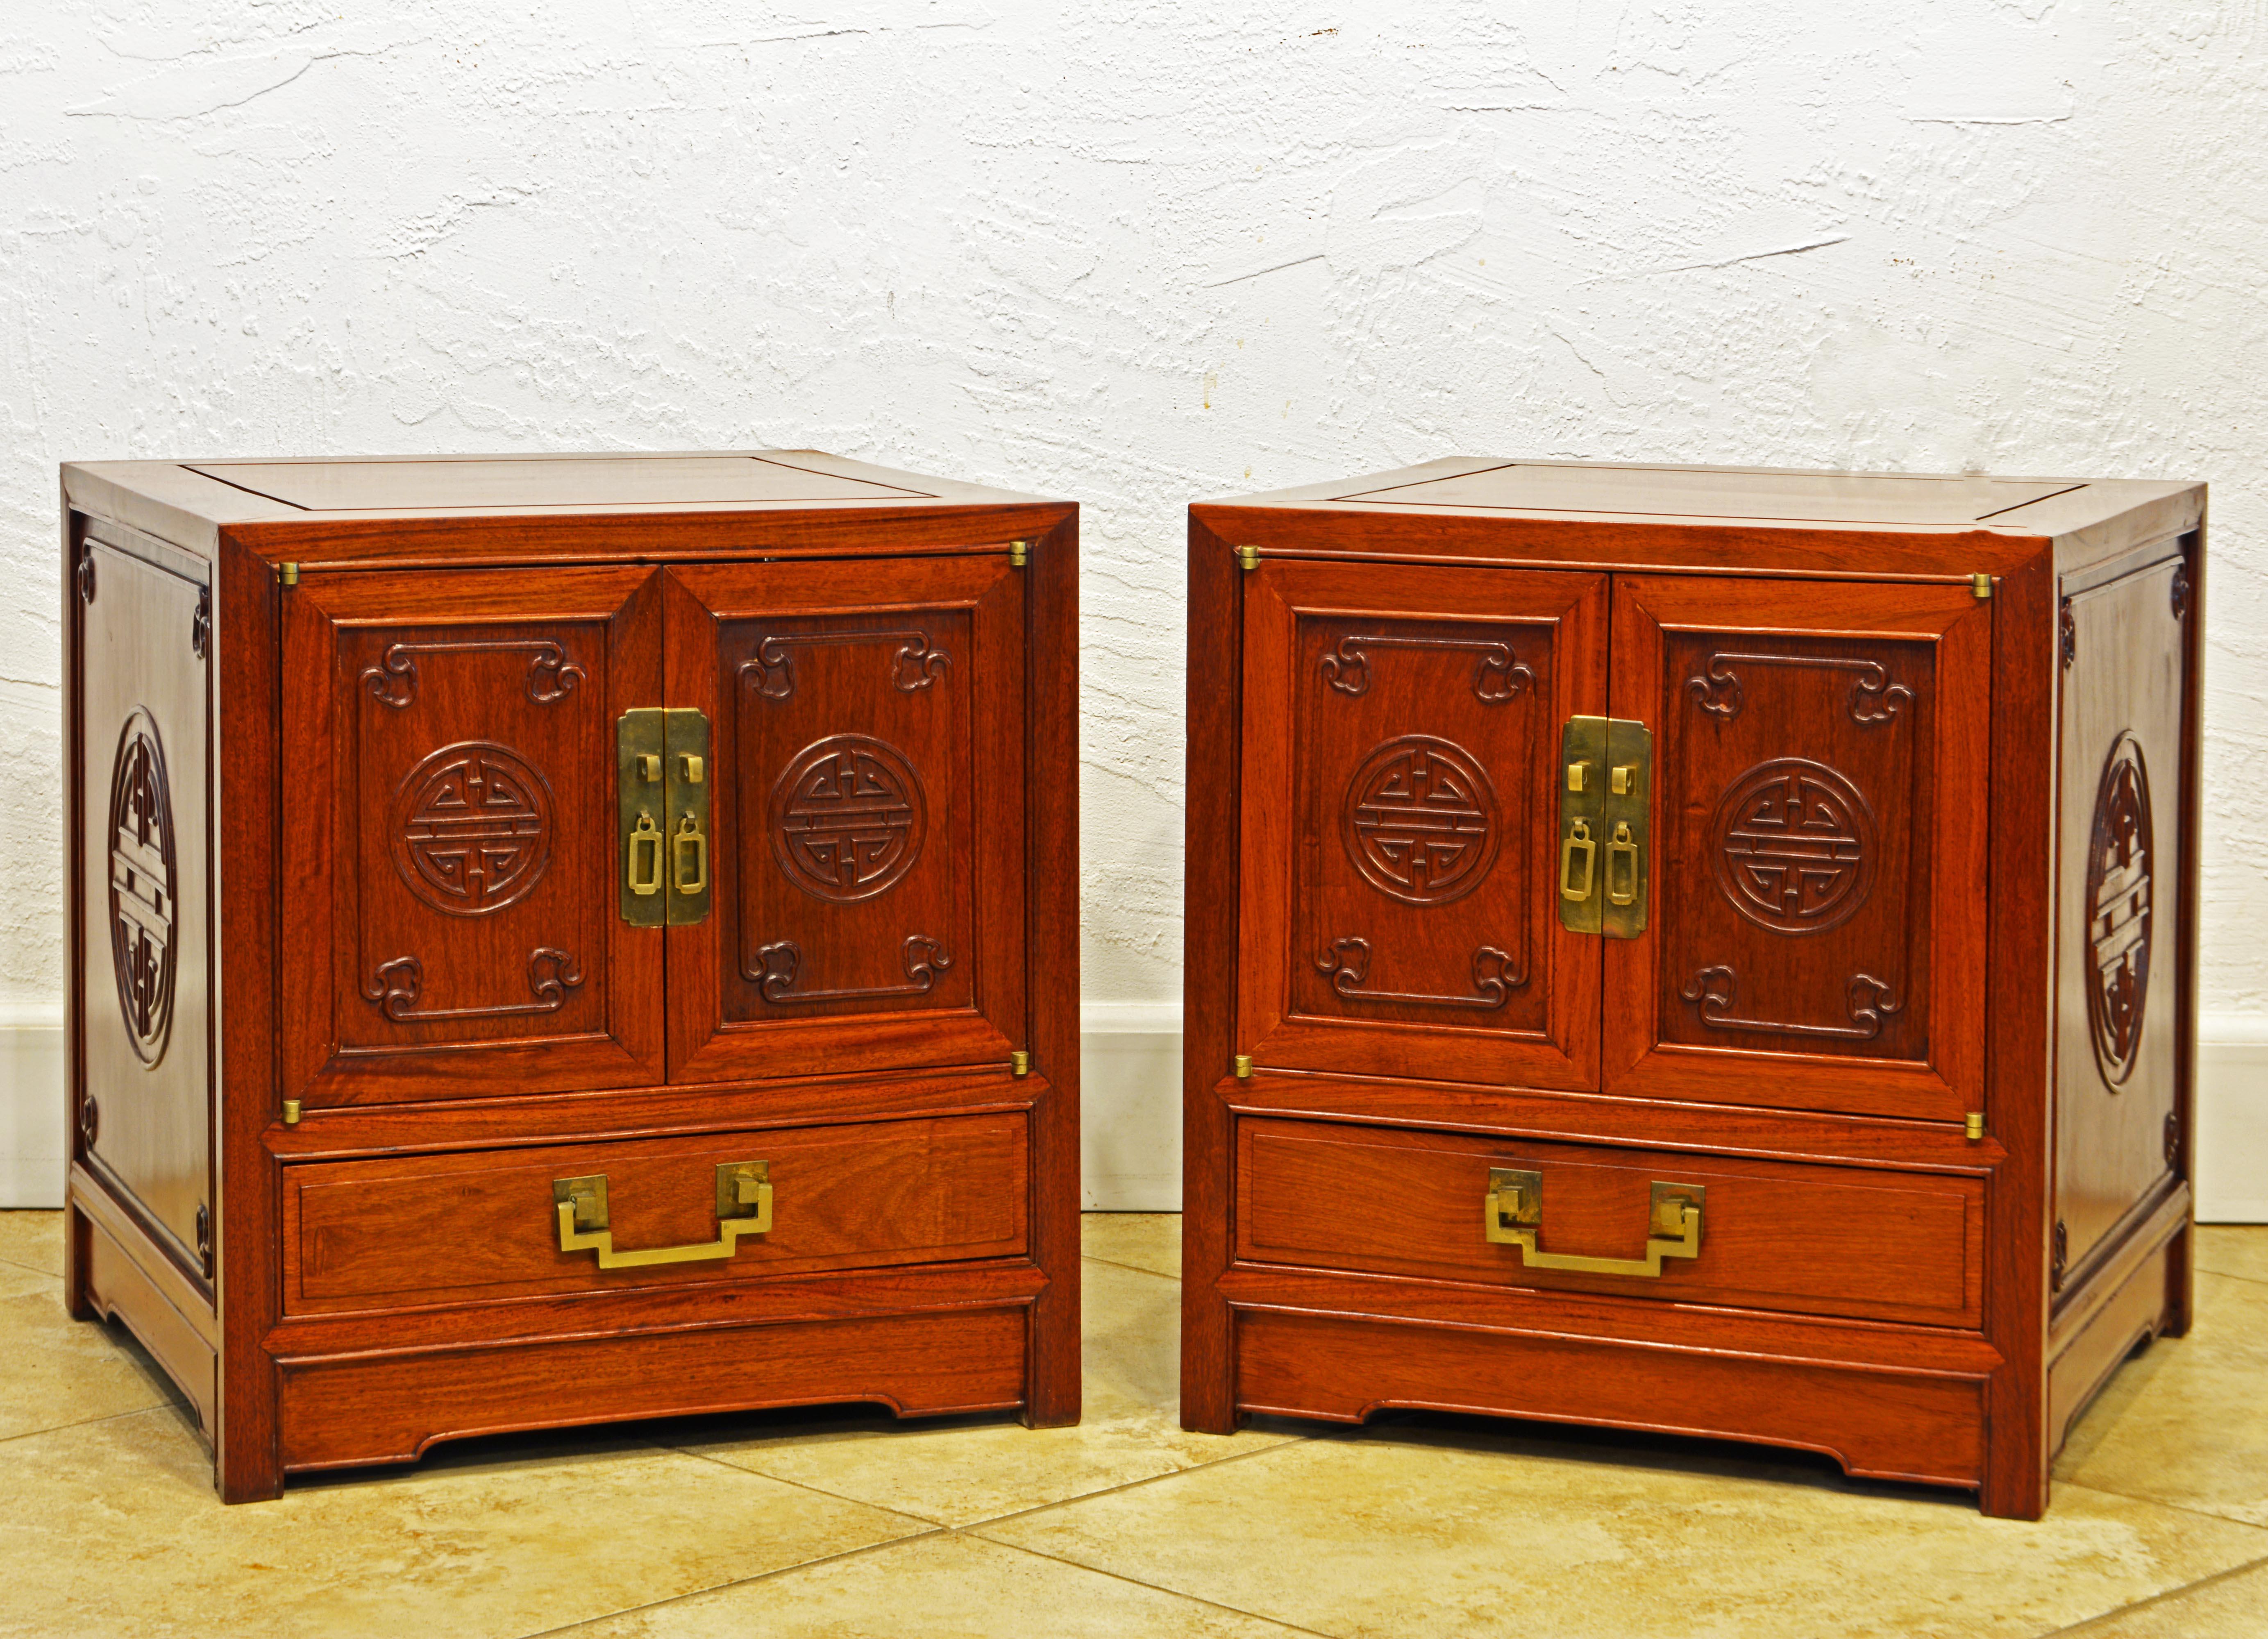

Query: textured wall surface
left=2, top=1, right=2264, bottom=1019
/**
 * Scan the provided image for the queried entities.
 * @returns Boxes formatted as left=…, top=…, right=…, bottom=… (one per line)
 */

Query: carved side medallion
left=107, top=708, right=177, bottom=1067
left=770, top=734, right=926, bottom=903
left=390, top=742, right=555, bottom=916
left=1710, top=757, right=1878, bottom=935
left=1342, top=735, right=1500, bottom=907
left=2084, top=733, right=2153, bottom=1087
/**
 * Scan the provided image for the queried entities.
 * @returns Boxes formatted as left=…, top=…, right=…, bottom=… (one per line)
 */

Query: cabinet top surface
left=63, top=449, right=1065, bottom=528
left=1202, top=456, right=2202, bottom=537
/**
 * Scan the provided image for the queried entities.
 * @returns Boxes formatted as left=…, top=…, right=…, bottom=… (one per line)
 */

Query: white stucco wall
left=2, top=5, right=2263, bottom=1155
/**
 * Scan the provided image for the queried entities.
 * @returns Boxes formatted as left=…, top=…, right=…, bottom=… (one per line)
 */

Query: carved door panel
left=77, top=533, right=213, bottom=1280
left=2053, top=554, right=2188, bottom=1291
left=280, top=567, right=665, bottom=1106
left=662, top=556, right=1024, bottom=1083
left=1237, top=560, right=1607, bottom=1088
left=1604, top=577, right=1990, bottom=1122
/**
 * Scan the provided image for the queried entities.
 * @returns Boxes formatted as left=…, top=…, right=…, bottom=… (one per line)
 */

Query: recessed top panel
left=183, top=455, right=934, bottom=513
left=1333, top=463, right=2085, bottom=526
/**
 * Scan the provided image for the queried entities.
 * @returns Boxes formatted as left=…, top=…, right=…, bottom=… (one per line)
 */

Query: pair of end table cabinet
left=61, top=450, right=2201, bottom=1519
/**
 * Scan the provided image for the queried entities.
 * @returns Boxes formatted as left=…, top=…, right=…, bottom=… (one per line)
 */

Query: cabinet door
left=280, top=567, right=665, bottom=1106
left=662, top=556, right=1025, bottom=1082
left=1236, top=561, right=1606, bottom=1088
left=1605, top=577, right=1989, bottom=1121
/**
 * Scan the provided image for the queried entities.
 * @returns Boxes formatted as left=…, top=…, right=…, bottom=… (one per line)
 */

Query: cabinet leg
left=1022, top=1280, right=1082, bottom=1428
left=1179, top=1283, right=1238, bottom=1435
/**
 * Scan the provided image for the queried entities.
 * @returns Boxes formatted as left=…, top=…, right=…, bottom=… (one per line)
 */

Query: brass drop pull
left=627, top=811, right=663, bottom=897
left=1484, top=1167, right=1705, bottom=1278
left=1560, top=819, right=1597, bottom=902
left=554, top=1162, right=772, bottom=1270
left=1605, top=820, right=1640, bottom=907
left=673, top=811, right=708, bottom=896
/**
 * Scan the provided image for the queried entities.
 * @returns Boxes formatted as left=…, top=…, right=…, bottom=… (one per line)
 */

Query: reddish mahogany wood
left=1224, top=1069, right=2000, bottom=1172
left=283, top=1114, right=1028, bottom=1314
left=1234, top=1310, right=1987, bottom=1490
left=1605, top=575, right=1991, bottom=1123
left=61, top=451, right=1078, bottom=1502
left=1186, top=459, right=2203, bottom=1519
left=1236, top=560, right=1606, bottom=1089
left=1236, top=1117, right=1983, bottom=1328
left=279, top=565, right=668, bottom=1107
left=263, top=1064, right=1039, bottom=1160
left=661, top=554, right=1024, bottom=1084
left=83, top=1210, right=218, bottom=1438
left=276, top=1308, right=1030, bottom=1474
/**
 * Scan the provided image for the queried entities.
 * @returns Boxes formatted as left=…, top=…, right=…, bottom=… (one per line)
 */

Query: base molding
left=2197, top=1015, right=2268, bottom=1221
left=0, top=1008, right=64, bottom=1208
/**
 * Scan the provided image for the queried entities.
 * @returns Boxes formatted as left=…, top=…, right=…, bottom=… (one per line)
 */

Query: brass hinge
left=282, top=1099, right=302, bottom=1126
left=1010, top=1050, right=1031, bottom=1077
left=1964, top=1111, right=1984, bottom=1142
left=1971, top=572, right=1992, bottom=599
left=280, top=562, right=300, bottom=588
left=1008, top=540, right=1030, bottom=569
left=1235, top=545, right=1260, bottom=572
left=1233, top=1054, right=1253, bottom=1078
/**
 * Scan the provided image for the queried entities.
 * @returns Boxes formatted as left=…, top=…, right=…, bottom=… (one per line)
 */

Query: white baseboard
left=0, top=1006, right=65, bottom=1208
left=1081, top=1002, right=1182, bottom=1210
left=2198, top=1014, right=2268, bottom=1222
left=1076, top=1004, right=2268, bottom=1222
left=7, top=998, right=2255, bottom=1220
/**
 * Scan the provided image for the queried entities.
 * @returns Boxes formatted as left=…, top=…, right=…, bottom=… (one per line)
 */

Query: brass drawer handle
left=1484, top=1167, right=1704, bottom=1278
left=554, top=1162, right=772, bottom=1270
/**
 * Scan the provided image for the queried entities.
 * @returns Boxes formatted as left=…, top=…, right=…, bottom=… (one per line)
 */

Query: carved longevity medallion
left=391, top=742, right=554, bottom=916
left=1711, top=757, right=1878, bottom=935
left=2084, top=733, right=2154, bottom=1086
left=1342, top=735, right=1500, bottom=907
left=108, top=708, right=178, bottom=1066
left=771, top=733, right=926, bottom=903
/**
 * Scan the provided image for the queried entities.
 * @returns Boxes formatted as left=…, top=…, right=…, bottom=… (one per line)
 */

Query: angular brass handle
left=554, top=1162, right=772, bottom=1270
left=1484, top=1167, right=1704, bottom=1278
left=1560, top=818, right=1597, bottom=902
left=673, top=812, right=708, bottom=897
left=1605, top=820, right=1639, bottom=907
left=627, top=810, right=663, bottom=898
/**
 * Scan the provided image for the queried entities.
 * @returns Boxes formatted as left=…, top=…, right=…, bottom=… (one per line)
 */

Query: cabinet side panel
left=76, top=533, right=213, bottom=1287
left=2053, top=555, right=2186, bottom=1292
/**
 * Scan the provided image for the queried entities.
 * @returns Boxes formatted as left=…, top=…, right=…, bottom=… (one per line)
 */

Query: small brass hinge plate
left=1010, top=1050, right=1031, bottom=1077
left=282, top=1099, right=302, bottom=1126
left=1233, top=1054, right=1253, bottom=1078
left=1972, top=573, right=1993, bottom=599
left=1008, top=539, right=1030, bottom=568
left=1965, top=1111, right=1984, bottom=1141
left=280, top=562, right=300, bottom=587
left=1235, top=545, right=1260, bottom=572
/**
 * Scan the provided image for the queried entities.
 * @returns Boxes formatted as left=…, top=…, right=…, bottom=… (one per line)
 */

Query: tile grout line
left=1078, top=1251, right=1182, bottom=1280
left=954, top=1531, right=1339, bottom=1638
left=512, top=1525, right=957, bottom=1639
left=2032, top=1547, right=2268, bottom=1637
left=0, top=1253, right=61, bottom=1280
left=0, top=1400, right=180, bottom=1450
left=2195, top=1264, right=2268, bottom=1289
left=959, top=1432, right=1334, bottom=1535
left=2054, top=1481, right=2268, bottom=1537
left=655, top=1439, right=963, bottom=1530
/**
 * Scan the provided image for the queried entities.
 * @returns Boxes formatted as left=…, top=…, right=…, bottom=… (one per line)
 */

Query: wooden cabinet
left=1183, top=458, right=2203, bottom=1519
left=63, top=452, right=1078, bottom=1501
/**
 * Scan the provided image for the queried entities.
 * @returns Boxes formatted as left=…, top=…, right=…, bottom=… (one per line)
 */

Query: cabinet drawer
left=284, top=1113, right=1027, bottom=1316
left=1236, top=1118, right=1981, bottom=1328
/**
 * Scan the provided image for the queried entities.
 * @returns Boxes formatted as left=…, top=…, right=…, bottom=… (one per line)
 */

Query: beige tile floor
left=0, top=1210, right=2263, bottom=1638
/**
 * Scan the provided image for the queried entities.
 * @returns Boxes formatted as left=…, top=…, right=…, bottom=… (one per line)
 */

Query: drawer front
left=285, top=1112, right=1027, bottom=1316
left=1236, top=1118, right=1981, bottom=1328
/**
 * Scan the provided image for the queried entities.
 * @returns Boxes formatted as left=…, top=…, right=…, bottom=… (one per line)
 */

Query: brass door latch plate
left=1559, top=715, right=1651, bottom=938
left=618, top=707, right=712, bottom=927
